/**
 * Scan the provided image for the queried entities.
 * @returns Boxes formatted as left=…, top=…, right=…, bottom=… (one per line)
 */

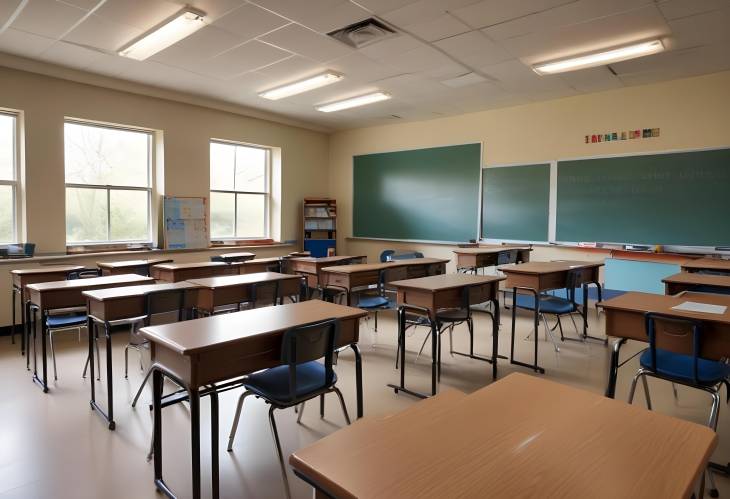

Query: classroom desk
left=499, top=261, right=604, bottom=374
left=26, top=274, right=154, bottom=392
left=97, top=258, right=172, bottom=276
left=10, top=265, right=85, bottom=355
left=150, top=261, right=241, bottom=282
left=681, top=257, right=730, bottom=275
left=453, top=245, right=531, bottom=273
left=599, top=291, right=730, bottom=399
left=139, top=300, right=368, bottom=499
left=663, top=272, right=730, bottom=295
left=290, top=372, right=715, bottom=499
left=388, top=274, right=504, bottom=398
left=289, top=255, right=366, bottom=289
left=189, top=272, right=305, bottom=315
left=240, top=256, right=282, bottom=273
left=216, top=251, right=256, bottom=263
left=83, top=281, right=199, bottom=429
left=320, top=258, right=449, bottom=305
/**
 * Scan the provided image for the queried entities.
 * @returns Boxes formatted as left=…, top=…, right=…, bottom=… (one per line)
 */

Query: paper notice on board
left=671, top=301, right=727, bottom=314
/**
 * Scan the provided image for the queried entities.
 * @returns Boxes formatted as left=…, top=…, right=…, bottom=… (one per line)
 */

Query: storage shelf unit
left=303, top=198, right=336, bottom=257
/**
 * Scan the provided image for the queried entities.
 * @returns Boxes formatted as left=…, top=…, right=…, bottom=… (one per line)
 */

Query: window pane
left=0, top=185, right=14, bottom=242
left=64, top=122, right=150, bottom=187
left=236, top=193, right=266, bottom=238
left=110, top=190, right=149, bottom=241
left=210, top=192, right=234, bottom=238
left=0, top=114, right=15, bottom=181
left=234, top=146, right=266, bottom=192
left=66, top=188, right=108, bottom=242
left=210, top=142, right=234, bottom=190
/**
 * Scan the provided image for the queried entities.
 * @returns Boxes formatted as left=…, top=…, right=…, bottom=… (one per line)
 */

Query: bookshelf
left=303, top=198, right=337, bottom=257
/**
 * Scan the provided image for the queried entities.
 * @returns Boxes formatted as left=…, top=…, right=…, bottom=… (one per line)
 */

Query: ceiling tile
left=612, top=44, right=730, bottom=83
left=58, top=0, right=102, bottom=9
left=452, top=0, right=577, bottom=29
left=93, top=0, right=179, bottom=31
left=11, top=0, right=88, bottom=39
left=259, top=23, right=352, bottom=62
left=434, top=30, right=512, bottom=67
left=38, top=40, right=105, bottom=69
left=85, top=52, right=139, bottom=77
left=351, top=0, right=421, bottom=15
left=185, top=0, right=247, bottom=22
left=358, top=33, right=422, bottom=61
left=557, top=66, right=624, bottom=92
left=327, top=51, right=403, bottom=82
left=0, top=27, right=55, bottom=58
left=667, top=6, right=730, bottom=50
left=211, top=2, right=288, bottom=38
left=481, top=58, right=575, bottom=94
left=248, top=0, right=370, bottom=33
left=151, top=25, right=244, bottom=66
left=441, top=71, right=487, bottom=87
left=500, top=4, right=670, bottom=64
left=380, top=0, right=447, bottom=27
left=0, top=0, right=24, bottom=27
left=372, top=44, right=454, bottom=73
left=418, top=60, right=469, bottom=79
left=63, top=14, right=142, bottom=52
left=255, top=55, right=326, bottom=82
left=658, top=0, right=730, bottom=20
left=405, top=13, right=470, bottom=42
left=197, top=40, right=291, bottom=79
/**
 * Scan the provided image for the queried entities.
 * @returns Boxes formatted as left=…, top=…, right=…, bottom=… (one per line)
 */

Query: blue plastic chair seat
left=243, top=361, right=334, bottom=404
left=513, top=294, right=576, bottom=315
left=640, top=349, right=730, bottom=385
left=46, top=314, right=87, bottom=328
left=357, top=296, right=391, bottom=309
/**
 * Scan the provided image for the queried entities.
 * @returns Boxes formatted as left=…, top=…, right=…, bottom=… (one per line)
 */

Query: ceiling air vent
left=327, top=18, right=397, bottom=49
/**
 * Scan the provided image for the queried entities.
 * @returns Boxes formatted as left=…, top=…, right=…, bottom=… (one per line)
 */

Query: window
left=210, top=141, right=269, bottom=239
left=0, top=112, right=18, bottom=243
left=64, top=121, right=152, bottom=244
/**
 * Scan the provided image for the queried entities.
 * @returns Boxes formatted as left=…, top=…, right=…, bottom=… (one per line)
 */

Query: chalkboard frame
left=351, top=142, right=483, bottom=244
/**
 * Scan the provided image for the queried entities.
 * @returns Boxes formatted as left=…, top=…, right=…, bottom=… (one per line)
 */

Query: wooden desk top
left=290, top=255, right=366, bottom=264
left=453, top=246, right=531, bottom=255
left=97, top=258, right=170, bottom=269
left=152, top=261, right=235, bottom=270
left=242, top=257, right=281, bottom=265
left=10, top=265, right=84, bottom=275
left=599, top=291, right=730, bottom=324
left=140, top=300, right=367, bottom=355
left=663, top=272, right=730, bottom=288
left=218, top=251, right=256, bottom=260
left=27, top=274, right=153, bottom=292
left=499, top=260, right=603, bottom=275
left=290, top=372, right=716, bottom=499
left=188, top=272, right=300, bottom=288
left=83, top=281, right=197, bottom=301
left=682, top=257, right=730, bottom=272
left=390, top=273, right=504, bottom=292
left=322, top=258, right=449, bottom=274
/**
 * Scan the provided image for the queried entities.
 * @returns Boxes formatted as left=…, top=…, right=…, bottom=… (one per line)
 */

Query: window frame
left=0, top=110, right=20, bottom=244
left=63, top=119, right=154, bottom=245
left=209, top=139, right=271, bottom=241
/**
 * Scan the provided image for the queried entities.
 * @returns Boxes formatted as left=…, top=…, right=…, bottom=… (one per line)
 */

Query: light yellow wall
left=329, top=70, right=730, bottom=270
left=0, top=65, right=330, bottom=253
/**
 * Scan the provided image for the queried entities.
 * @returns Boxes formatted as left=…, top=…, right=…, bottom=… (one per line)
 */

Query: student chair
left=226, top=319, right=350, bottom=498
left=209, top=256, right=225, bottom=262
left=318, top=257, right=357, bottom=304
left=688, top=285, right=730, bottom=295
left=356, top=266, right=406, bottom=333
left=67, top=268, right=101, bottom=279
left=628, top=313, right=730, bottom=498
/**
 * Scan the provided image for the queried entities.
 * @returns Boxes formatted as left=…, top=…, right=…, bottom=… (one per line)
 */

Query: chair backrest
left=497, top=249, right=519, bottom=265
left=379, top=250, right=395, bottom=262
left=210, top=256, right=225, bottom=263
left=644, top=312, right=704, bottom=383
left=387, top=251, right=424, bottom=261
left=280, top=319, right=340, bottom=403
left=689, top=284, right=730, bottom=296
left=251, top=280, right=281, bottom=308
left=144, top=289, right=186, bottom=325
left=68, top=268, right=101, bottom=279
left=381, top=265, right=408, bottom=294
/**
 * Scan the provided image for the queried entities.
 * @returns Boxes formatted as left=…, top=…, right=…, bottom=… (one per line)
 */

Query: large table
left=320, top=258, right=449, bottom=305
left=26, top=274, right=154, bottom=392
left=189, top=272, right=304, bottom=315
left=139, top=300, right=368, bottom=499
left=289, top=255, right=366, bottom=290
left=453, top=245, right=531, bottom=273
left=663, top=272, right=730, bottom=295
left=10, top=265, right=85, bottom=355
left=388, top=274, right=504, bottom=398
left=681, top=257, right=730, bottom=275
left=500, top=261, right=604, bottom=374
left=83, top=281, right=200, bottom=429
left=290, top=372, right=716, bottom=499
left=150, top=261, right=241, bottom=282
left=97, top=258, right=172, bottom=276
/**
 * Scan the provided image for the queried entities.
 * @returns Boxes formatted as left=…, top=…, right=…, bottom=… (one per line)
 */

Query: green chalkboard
left=481, top=164, right=550, bottom=241
left=353, top=144, right=480, bottom=242
left=556, top=148, right=730, bottom=246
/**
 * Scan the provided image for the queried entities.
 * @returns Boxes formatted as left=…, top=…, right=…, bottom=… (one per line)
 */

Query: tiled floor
left=0, top=305, right=728, bottom=498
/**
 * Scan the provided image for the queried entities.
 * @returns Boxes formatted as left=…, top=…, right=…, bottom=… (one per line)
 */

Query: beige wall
left=0, top=65, right=330, bottom=253
left=329, top=70, right=730, bottom=270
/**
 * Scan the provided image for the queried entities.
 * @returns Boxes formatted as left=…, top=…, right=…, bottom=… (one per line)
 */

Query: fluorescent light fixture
left=315, top=92, right=391, bottom=112
left=259, top=72, right=343, bottom=100
left=532, top=40, right=664, bottom=75
left=119, top=8, right=206, bottom=61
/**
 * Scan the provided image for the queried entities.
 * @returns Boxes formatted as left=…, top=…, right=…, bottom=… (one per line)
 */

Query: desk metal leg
left=509, top=288, right=545, bottom=374
left=90, top=320, right=116, bottom=430
left=579, top=283, right=607, bottom=344
left=351, top=344, right=363, bottom=418
left=32, top=309, right=49, bottom=392
left=451, top=298, right=506, bottom=379
left=605, top=338, right=627, bottom=398
left=210, top=391, right=219, bottom=499
left=11, top=288, right=15, bottom=346
left=190, top=389, right=202, bottom=499
left=388, top=306, right=431, bottom=399
left=25, top=301, right=32, bottom=369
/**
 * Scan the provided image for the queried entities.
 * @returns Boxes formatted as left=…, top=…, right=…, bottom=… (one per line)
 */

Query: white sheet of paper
left=671, top=301, right=727, bottom=314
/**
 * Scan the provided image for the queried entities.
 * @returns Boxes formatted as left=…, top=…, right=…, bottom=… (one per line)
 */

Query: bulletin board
left=163, top=196, right=208, bottom=249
